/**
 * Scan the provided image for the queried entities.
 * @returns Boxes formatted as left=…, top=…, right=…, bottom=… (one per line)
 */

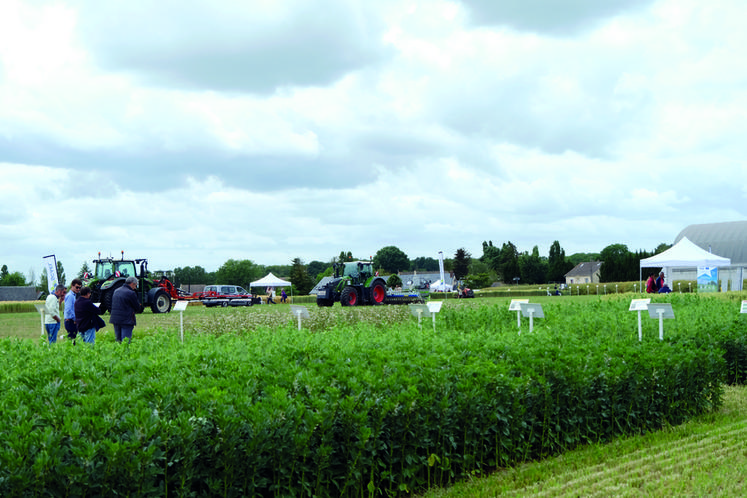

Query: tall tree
left=410, top=256, right=439, bottom=272
left=56, top=261, right=66, bottom=286
left=547, top=240, right=573, bottom=282
left=373, top=246, right=410, bottom=274
left=518, top=246, right=547, bottom=284
left=452, top=248, right=471, bottom=282
left=78, top=262, right=92, bottom=278
left=599, top=244, right=633, bottom=282
left=499, top=242, right=520, bottom=284
left=0, top=265, right=8, bottom=282
left=216, top=259, right=260, bottom=289
left=173, top=266, right=210, bottom=286
left=289, top=258, right=313, bottom=295
left=480, top=241, right=501, bottom=275
left=337, top=251, right=354, bottom=262
left=307, top=261, right=329, bottom=282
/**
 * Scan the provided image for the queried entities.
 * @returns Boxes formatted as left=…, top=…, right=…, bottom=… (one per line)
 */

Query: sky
left=1, top=0, right=746, bottom=280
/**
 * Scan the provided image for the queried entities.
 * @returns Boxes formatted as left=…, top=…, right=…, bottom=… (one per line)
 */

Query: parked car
left=201, top=285, right=256, bottom=307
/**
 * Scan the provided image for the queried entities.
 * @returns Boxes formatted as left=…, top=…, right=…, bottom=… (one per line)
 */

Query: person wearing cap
left=109, top=276, right=144, bottom=343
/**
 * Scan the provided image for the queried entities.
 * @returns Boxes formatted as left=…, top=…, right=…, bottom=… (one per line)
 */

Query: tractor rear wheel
left=340, top=286, right=358, bottom=306
left=370, top=280, right=386, bottom=305
left=151, top=289, right=172, bottom=313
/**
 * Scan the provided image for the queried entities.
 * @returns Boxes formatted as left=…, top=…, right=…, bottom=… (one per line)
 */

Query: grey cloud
left=460, top=0, right=655, bottom=35
left=76, top=0, right=392, bottom=93
left=0, top=135, right=379, bottom=193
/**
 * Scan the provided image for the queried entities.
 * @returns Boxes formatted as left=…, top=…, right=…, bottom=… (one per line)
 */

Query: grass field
left=4, top=295, right=747, bottom=496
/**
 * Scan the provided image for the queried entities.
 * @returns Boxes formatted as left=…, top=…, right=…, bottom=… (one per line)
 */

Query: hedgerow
left=0, top=294, right=742, bottom=496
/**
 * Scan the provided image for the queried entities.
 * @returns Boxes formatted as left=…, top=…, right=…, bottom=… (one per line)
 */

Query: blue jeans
left=45, top=323, right=60, bottom=343
left=114, top=324, right=134, bottom=343
left=80, top=327, right=96, bottom=344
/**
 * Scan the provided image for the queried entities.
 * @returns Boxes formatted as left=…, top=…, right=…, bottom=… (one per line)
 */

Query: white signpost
left=647, top=303, right=674, bottom=341
left=509, top=299, right=529, bottom=329
left=741, top=301, right=747, bottom=314
left=518, top=302, right=544, bottom=333
left=173, top=300, right=189, bottom=342
left=290, top=305, right=310, bottom=330
left=409, top=302, right=442, bottom=331
left=34, top=303, right=46, bottom=339
left=629, top=298, right=651, bottom=342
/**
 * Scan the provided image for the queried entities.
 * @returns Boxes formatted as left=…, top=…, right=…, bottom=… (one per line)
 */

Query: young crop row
left=0, top=294, right=743, bottom=496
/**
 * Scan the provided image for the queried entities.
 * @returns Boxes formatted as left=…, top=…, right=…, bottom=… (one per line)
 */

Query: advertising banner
left=43, top=254, right=59, bottom=294
left=697, top=266, right=718, bottom=293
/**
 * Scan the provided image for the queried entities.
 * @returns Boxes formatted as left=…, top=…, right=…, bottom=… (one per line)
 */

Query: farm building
left=564, top=261, right=603, bottom=285
left=668, top=220, right=747, bottom=291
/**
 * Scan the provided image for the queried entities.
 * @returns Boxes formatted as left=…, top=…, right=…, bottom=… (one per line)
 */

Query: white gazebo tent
left=250, top=273, right=293, bottom=302
left=639, top=237, right=731, bottom=291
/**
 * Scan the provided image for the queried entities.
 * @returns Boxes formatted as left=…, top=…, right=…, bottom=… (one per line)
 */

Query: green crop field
left=1, top=293, right=746, bottom=496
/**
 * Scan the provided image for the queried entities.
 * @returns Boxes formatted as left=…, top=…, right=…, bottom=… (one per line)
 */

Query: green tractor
left=316, top=261, right=388, bottom=307
left=83, top=253, right=172, bottom=314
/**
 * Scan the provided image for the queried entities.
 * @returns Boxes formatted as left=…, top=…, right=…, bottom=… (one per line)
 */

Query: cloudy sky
left=1, top=0, right=745, bottom=279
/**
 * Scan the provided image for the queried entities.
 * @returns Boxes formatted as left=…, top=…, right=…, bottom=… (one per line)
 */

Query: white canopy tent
left=250, top=273, right=292, bottom=288
left=639, top=236, right=731, bottom=291
left=250, top=273, right=293, bottom=302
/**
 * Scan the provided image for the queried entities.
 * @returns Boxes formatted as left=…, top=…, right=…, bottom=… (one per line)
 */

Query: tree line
left=3, top=240, right=670, bottom=296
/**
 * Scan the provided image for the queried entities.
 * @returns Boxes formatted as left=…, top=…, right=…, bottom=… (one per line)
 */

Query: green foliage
left=411, top=256, right=439, bottom=272
left=289, top=257, right=313, bottom=295
left=77, top=262, right=92, bottom=279
left=387, top=274, right=403, bottom=288
left=453, top=248, right=471, bottom=282
left=547, top=240, right=573, bottom=282
left=307, top=260, right=329, bottom=280
left=215, top=259, right=260, bottom=289
left=373, top=246, right=410, bottom=274
left=0, top=271, right=27, bottom=286
left=518, top=246, right=547, bottom=284
left=0, top=294, right=739, bottom=496
left=173, top=265, right=214, bottom=286
left=465, top=273, right=492, bottom=289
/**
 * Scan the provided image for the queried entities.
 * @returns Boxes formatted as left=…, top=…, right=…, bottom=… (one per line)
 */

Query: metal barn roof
left=674, top=221, right=747, bottom=265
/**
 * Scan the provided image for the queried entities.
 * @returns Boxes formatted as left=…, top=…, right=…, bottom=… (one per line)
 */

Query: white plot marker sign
left=647, top=303, right=674, bottom=341
left=629, top=298, right=651, bottom=342
left=519, top=303, right=544, bottom=333
left=509, top=299, right=529, bottom=329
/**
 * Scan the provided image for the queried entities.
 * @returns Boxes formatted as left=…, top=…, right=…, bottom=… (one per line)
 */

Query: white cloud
left=0, top=0, right=746, bottom=280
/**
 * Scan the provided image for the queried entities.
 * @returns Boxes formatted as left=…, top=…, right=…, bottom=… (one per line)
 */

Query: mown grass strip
left=421, top=385, right=747, bottom=498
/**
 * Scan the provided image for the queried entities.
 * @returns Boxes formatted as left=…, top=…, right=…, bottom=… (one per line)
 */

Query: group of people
left=43, top=276, right=144, bottom=345
left=264, top=287, right=288, bottom=304
left=646, top=271, right=672, bottom=294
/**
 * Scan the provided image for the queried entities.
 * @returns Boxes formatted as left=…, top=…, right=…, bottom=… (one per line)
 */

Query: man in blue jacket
left=109, top=276, right=144, bottom=343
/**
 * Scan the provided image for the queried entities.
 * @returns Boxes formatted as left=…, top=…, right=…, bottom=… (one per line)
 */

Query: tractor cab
left=340, top=261, right=373, bottom=282
left=94, top=260, right=138, bottom=280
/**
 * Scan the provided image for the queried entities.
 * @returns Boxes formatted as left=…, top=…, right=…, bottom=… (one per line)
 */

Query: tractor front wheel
left=370, top=280, right=386, bottom=304
left=316, top=297, right=334, bottom=307
left=340, top=286, right=358, bottom=306
left=102, top=282, right=124, bottom=313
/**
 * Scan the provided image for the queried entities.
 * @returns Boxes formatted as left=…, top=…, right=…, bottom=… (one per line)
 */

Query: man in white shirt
left=44, top=284, right=66, bottom=343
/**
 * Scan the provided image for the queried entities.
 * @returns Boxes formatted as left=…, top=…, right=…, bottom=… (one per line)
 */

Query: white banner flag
left=438, top=251, right=445, bottom=285
left=43, top=254, right=58, bottom=294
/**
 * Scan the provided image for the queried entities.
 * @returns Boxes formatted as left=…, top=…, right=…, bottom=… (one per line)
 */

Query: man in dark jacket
left=110, top=276, right=144, bottom=343
left=74, top=286, right=106, bottom=344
